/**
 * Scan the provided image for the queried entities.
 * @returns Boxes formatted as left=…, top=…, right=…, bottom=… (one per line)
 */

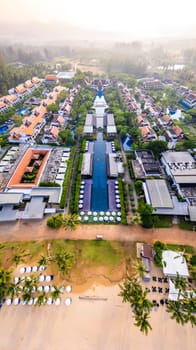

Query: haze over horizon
left=0, top=0, right=196, bottom=41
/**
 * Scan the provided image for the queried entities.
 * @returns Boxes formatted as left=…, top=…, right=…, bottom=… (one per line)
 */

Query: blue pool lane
left=91, top=133, right=108, bottom=211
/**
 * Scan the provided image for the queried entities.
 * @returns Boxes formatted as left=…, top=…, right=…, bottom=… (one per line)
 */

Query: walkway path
left=0, top=220, right=195, bottom=248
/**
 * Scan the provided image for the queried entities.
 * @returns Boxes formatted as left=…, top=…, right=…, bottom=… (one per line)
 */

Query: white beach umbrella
left=65, top=298, right=72, bottom=306
left=109, top=216, right=114, bottom=221
left=79, top=200, right=83, bottom=204
left=26, top=276, right=31, bottom=282
left=84, top=216, right=88, bottom=221
left=99, top=217, right=104, bottom=222
left=93, top=217, right=98, bottom=222
left=80, top=190, right=84, bottom=194
left=80, top=185, right=84, bottom=189
left=87, top=211, right=92, bottom=215
left=79, top=204, right=83, bottom=209
left=104, top=216, right=109, bottom=221
left=13, top=298, right=20, bottom=305
left=93, top=212, right=97, bottom=216
left=39, top=275, right=45, bottom=282
left=115, top=190, right=119, bottom=194
left=50, top=286, right=55, bottom=292
left=116, top=217, right=121, bottom=222
left=54, top=298, right=61, bottom=306
left=78, top=216, right=82, bottom=221
left=20, top=267, right=26, bottom=274
left=117, top=211, right=121, bottom=216
left=39, top=265, right=46, bottom=272
left=6, top=298, right=12, bottom=306
left=79, top=195, right=83, bottom=199
left=116, top=204, right=121, bottom=208
left=115, top=185, right=119, bottom=189
left=45, top=275, right=51, bottom=282
left=44, top=285, right=50, bottom=293
left=66, top=285, right=72, bottom=293
left=116, top=199, right=120, bottom=203
left=26, top=266, right=32, bottom=273
left=59, top=286, right=65, bottom=293
left=112, top=211, right=116, bottom=216
left=32, top=286, right=36, bottom=293
left=33, top=298, right=38, bottom=305
left=115, top=195, right=120, bottom=199
left=47, top=297, right=53, bottom=305
left=106, top=211, right=110, bottom=216
left=115, top=181, right=118, bottom=184
left=22, top=300, right=27, bottom=306
left=100, top=211, right=104, bottom=216
left=32, top=266, right=38, bottom=272
left=37, top=286, right=43, bottom=292
left=28, top=298, right=34, bottom=305
left=80, top=211, right=85, bottom=216
left=81, top=180, right=85, bottom=185
left=14, top=277, right=20, bottom=284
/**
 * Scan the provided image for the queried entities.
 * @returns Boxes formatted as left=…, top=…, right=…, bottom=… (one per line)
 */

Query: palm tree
left=36, top=292, right=47, bottom=306
left=134, top=312, right=152, bottom=335
left=50, top=285, right=61, bottom=300
left=166, top=301, right=187, bottom=325
left=22, top=290, right=32, bottom=304
left=62, top=214, right=80, bottom=231
left=133, top=259, right=146, bottom=278
left=0, top=268, right=12, bottom=301
left=55, top=252, right=73, bottom=276
left=6, top=283, right=21, bottom=299
left=130, top=213, right=142, bottom=225
left=38, top=255, right=48, bottom=268
left=173, top=273, right=187, bottom=298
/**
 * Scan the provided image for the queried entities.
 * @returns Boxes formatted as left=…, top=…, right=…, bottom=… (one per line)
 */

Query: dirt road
left=0, top=219, right=195, bottom=247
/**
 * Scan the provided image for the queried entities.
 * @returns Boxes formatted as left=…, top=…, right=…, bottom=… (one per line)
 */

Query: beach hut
left=65, top=298, right=72, bottom=306
left=66, top=285, right=72, bottom=293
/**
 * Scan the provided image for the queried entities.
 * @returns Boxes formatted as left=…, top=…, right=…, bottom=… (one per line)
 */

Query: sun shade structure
left=162, top=250, right=189, bottom=277
left=144, top=179, right=173, bottom=208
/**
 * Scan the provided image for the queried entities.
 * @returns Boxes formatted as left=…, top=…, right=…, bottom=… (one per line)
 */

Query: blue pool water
left=91, top=132, right=108, bottom=211
left=0, top=124, right=8, bottom=135
left=17, top=107, right=32, bottom=116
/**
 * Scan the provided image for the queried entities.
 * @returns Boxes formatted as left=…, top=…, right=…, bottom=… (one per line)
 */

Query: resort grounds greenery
left=59, top=147, right=75, bottom=209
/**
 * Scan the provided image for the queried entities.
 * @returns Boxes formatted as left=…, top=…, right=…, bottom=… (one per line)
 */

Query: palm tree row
left=119, top=275, right=153, bottom=335
left=38, top=250, right=73, bottom=277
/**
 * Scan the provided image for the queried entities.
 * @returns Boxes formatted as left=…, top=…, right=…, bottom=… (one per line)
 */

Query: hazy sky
left=1, top=0, right=196, bottom=38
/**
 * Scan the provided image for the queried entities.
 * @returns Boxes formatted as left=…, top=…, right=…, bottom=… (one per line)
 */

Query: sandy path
left=0, top=284, right=195, bottom=350
left=0, top=219, right=196, bottom=247
left=0, top=219, right=195, bottom=247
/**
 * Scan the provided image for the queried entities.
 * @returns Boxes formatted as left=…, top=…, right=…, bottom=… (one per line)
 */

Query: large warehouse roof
left=162, top=151, right=194, bottom=164
left=0, top=192, right=23, bottom=205
left=145, top=179, right=173, bottom=208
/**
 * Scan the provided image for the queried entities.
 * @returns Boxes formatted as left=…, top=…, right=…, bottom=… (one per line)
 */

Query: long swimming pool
left=91, top=132, right=108, bottom=211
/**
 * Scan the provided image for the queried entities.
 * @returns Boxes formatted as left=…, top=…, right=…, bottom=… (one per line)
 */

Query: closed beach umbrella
left=65, top=298, right=72, bottom=306
left=66, top=285, right=72, bottom=293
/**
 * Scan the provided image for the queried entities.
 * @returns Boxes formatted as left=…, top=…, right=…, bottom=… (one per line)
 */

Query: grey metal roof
left=188, top=206, right=196, bottom=222
left=22, top=197, right=45, bottom=220
left=162, top=151, right=194, bottom=164
left=30, top=187, right=61, bottom=203
left=174, top=175, right=196, bottom=184
left=0, top=192, right=23, bottom=205
left=81, top=153, right=92, bottom=176
left=146, top=179, right=173, bottom=208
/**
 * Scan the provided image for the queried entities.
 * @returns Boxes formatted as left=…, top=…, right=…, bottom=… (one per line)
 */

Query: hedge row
left=59, top=146, right=76, bottom=209
left=118, top=177, right=127, bottom=224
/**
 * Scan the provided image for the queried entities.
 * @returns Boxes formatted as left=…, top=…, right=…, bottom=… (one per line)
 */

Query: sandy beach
left=0, top=283, right=195, bottom=350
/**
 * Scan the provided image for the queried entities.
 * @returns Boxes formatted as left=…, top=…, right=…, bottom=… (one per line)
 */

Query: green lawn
left=153, top=215, right=173, bottom=228
left=179, top=218, right=196, bottom=231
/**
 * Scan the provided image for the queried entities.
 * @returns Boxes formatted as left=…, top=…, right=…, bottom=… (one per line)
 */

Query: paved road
left=0, top=219, right=195, bottom=248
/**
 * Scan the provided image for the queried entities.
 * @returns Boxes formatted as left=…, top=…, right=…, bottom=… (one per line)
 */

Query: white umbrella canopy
left=87, top=211, right=92, bottom=215
left=80, top=211, right=85, bottom=215
left=100, top=211, right=105, bottom=216
left=79, top=200, right=83, bottom=204
left=80, top=190, right=84, bottom=194
left=80, top=185, right=85, bottom=189
left=115, top=195, right=120, bottom=199
left=93, top=217, right=98, bottom=222
left=59, top=286, right=65, bottom=293
left=106, top=211, right=110, bottom=216
left=115, top=190, right=119, bottom=194
left=6, top=298, right=12, bottom=306
left=26, top=266, right=32, bottom=273
left=20, top=267, right=26, bottom=274
left=78, top=204, right=83, bottom=209
left=32, top=286, right=36, bottom=293
left=14, top=277, right=20, bottom=284
left=47, top=297, right=53, bottom=305
left=54, top=298, right=61, bottom=306
left=66, top=285, right=72, bottom=293
left=104, top=216, right=109, bottom=221
left=93, top=212, right=97, bottom=216
left=65, top=298, right=72, bottom=306
left=99, top=217, right=103, bottom=222
left=78, top=216, right=82, bottom=221
left=26, top=276, right=31, bottom=281
left=28, top=298, right=34, bottom=305
left=116, top=217, right=121, bottom=222
left=79, top=195, right=84, bottom=199
left=116, top=199, right=120, bottom=203
left=39, top=265, right=46, bottom=272
left=37, top=286, right=43, bottom=292
left=32, top=266, right=38, bottom=272
left=50, top=286, right=55, bottom=292
left=45, top=275, right=51, bottom=282
left=44, top=285, right=50, bottom=293
left=117, top=211, right=121, bottom=216
left=39, top=275, right=45, bottom=282
left=81, top=180, right=85, bottom=185
left=84, top=216, right=88, bottom=221
left=13, top=297, right=20, bottom=305
left=115, top=181, right=118, bottom=184
left=22, top=300, right=27, bottom=306
left=33, top=298, right=38, bottom=305
left=116, top=204, right=121, bottom=208
left=112, top=211, right=116, bottom=216
left=109, top=216, right=114, bottom=221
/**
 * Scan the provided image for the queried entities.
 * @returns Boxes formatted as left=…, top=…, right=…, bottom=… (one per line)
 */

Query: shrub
left=47, top=214, right=63, bottom=229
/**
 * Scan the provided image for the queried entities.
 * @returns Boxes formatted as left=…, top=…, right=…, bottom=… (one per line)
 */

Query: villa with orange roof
left=166, top=125, right=184, bottom=142
left=140, top=126, right=157, bottom=141
left=0, top=101, right=8, bottom=113
left=137, top=115, right=149, bottom=127
left=42, top=126, right=59, bottom=144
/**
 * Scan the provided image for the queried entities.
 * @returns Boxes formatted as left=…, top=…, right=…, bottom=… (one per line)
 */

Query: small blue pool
left=17, top=107, right=32, bottom=116
left=0, top=124, right=8, bottom=135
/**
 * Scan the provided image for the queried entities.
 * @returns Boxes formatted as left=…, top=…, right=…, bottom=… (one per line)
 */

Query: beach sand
left=0, top=283, right=195, bottom=350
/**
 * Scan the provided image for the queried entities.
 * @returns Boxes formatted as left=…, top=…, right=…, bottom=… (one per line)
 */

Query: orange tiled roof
left=50, top=126, right=59, bottom=136
left=137, top=115, right=144, bottom=124
left=15, top=85, right=27, bottom=94
left=141, top=126, right=150, bottom=137
left=172, top=125, right=183, bottom=135
left=162, top=115, right=170, bottom=122
left=32, top=77, right=40, bottom=84
left=0, top=101, right=6, bottom=108
left=45, top=75, right=57, bottom=81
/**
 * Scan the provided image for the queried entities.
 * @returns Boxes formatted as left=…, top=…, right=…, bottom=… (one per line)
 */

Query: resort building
left=83, top=114, right=94, bottom=135
left=182, top=92, right=196, bottom=109
left=106, top=113, right=117, bottom=136
left=162, top=250, right=189, bottom=278
left=134, top=150, right=162, bottom=178
left=81, top=153, right=93, bottom=177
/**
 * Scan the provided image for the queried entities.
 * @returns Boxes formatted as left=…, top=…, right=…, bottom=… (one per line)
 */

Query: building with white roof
left=162, top=250, right=189, bottom=278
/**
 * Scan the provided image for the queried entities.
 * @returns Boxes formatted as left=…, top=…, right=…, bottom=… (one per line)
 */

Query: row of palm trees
left=38, top=250, right=73, bottom=277
left=119, top=274, right=153, bottom=335
left=47, top=213, right=80, bottom=231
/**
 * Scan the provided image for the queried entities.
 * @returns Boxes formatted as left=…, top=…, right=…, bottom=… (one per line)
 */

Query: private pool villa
left=79, top=90, right=124, bottom=223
